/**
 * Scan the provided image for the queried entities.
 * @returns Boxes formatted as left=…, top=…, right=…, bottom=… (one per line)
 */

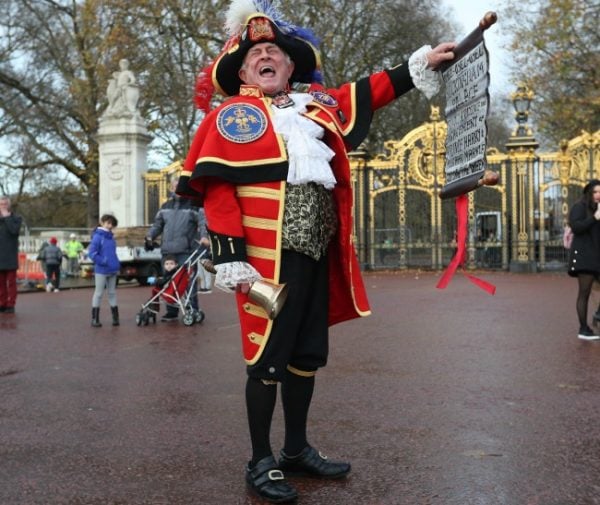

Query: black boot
left=111, top=306, right=120, bottom=326
left=91, top=307, right=102, bottom=327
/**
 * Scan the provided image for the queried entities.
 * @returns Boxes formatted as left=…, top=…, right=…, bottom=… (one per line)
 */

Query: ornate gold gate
left=350, top=106, right=509, bottom=271
left=536, top=131, right=600, bottom=270
left=349, top=91, right=599, bottom=272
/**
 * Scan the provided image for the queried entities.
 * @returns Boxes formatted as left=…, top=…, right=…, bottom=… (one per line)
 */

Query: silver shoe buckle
left=268, top=469, right=285, bottom=481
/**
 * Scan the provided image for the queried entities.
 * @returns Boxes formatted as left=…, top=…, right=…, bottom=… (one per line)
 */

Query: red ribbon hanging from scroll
left=436, top=194, right=496, bottom=295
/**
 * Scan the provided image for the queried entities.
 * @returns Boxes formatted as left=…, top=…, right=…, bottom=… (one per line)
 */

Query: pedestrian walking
left=0, top=195, right=23, bottom=314
left=36, top=240, right=49, bottom=278
left=567, top=179, right=600, bottom=340
left=88, top=214, right=121, bottom=327
left=64, top=233, right=84, bottom=276
left=40, top=237, right=63, bottom=292
left=176, top=1, right=456, bottom=502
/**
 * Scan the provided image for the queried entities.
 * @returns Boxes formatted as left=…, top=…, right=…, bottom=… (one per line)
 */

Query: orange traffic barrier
left=17, top=252, right=46, bottom=281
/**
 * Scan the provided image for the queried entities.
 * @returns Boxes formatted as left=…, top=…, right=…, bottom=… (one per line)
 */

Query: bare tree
left=112, top=0, right=226, bottom=160
left=502, top=0, right=600, bottom=145
left=0, top=0, right=147, bottom=225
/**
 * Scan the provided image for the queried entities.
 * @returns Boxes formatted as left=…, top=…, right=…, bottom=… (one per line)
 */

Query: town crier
left=177, top=0, right=456, bottom=502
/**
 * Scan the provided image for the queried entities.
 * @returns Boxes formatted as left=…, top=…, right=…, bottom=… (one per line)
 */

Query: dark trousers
left=46, top=264, right=61, bottom=289
left=248, top=250, right=329, bottom=381
left=0, top=269, right=17, bottom=308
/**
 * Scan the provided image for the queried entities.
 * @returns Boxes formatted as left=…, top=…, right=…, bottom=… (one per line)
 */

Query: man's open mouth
left=259, top=65, right=275, bottom=76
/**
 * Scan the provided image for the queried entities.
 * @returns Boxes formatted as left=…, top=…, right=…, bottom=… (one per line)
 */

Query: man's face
left=238, top=42, right=295, bottom=95
left=0, top=199, right=10, bottom=216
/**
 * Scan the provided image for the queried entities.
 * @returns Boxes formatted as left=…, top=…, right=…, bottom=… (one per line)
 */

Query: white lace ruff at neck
left=271, top=93, right=337, bottom=189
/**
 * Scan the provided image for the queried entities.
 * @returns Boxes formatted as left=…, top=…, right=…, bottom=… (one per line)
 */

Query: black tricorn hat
left=212, top=14, right=320, bottom=97
left=195, top=1, right=322, bottom=112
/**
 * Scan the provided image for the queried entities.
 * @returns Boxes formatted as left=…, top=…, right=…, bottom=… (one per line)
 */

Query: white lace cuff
left=214, top=261, right=262, bottom=291
left=408, top=45, right=441, bottom=99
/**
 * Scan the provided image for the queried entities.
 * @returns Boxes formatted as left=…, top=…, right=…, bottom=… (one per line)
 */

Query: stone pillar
left=97, top=59, right=152, bottom=227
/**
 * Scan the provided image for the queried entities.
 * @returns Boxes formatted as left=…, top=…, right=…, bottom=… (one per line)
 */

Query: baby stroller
left=135, top=247, right=208, bottom=326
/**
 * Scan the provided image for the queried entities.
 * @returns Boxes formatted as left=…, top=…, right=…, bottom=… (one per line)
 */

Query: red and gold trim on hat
left=247, top=16, right=276, bottom=42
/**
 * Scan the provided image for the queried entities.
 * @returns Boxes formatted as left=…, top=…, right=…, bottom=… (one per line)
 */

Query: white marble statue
left=104, top=59, right=139, bottom=117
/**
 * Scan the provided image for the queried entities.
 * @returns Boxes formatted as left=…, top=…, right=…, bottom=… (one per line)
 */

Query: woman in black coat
left=568, top=179, right=600, bottom=340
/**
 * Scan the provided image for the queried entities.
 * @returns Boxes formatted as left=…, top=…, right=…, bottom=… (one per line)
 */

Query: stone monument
left=97, top=59, right=152, bottom=227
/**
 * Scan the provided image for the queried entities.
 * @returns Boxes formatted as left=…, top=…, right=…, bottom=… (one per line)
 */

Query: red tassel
left=436, top=194, right=496, bottom=295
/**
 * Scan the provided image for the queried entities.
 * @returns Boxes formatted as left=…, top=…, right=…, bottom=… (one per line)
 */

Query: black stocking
left=281, top=369, right=315, bottom=456
left=576, top=273, right=595, bottom=329
left=246, top=377, right=277, bottom=466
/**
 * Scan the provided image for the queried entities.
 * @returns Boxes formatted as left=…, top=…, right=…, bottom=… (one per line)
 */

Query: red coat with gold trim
left=179, top=63, right=416, bottom=363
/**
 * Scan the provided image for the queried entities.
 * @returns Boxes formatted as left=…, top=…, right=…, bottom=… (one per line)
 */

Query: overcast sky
left=443, top=0, right=513, bottom=96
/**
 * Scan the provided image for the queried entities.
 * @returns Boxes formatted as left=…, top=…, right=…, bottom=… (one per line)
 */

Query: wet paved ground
left=2, top=271, right=600, bottom=505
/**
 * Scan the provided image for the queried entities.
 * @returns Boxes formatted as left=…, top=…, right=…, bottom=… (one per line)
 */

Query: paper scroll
left=439, top=12, right=497, bottom=199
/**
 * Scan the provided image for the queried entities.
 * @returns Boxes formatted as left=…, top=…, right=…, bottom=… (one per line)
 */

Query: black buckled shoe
left=246, top=455, right=298, bottom=503
left=279, top=446, right=351, bottom=479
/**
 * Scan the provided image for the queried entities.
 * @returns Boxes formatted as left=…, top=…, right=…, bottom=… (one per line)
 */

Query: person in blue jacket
left=88, top=214, right=121, bottom=327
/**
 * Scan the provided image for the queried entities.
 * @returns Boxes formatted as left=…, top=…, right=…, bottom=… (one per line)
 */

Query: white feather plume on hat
left=225, top=0, right=283, bottom=37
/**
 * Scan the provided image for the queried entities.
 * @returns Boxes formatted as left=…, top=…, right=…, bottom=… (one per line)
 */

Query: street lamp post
left=505, top=82, right=539, bottom=273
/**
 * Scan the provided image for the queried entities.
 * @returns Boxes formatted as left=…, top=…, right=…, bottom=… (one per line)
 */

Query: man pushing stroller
left=145, top=175, right=210, bottom=322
